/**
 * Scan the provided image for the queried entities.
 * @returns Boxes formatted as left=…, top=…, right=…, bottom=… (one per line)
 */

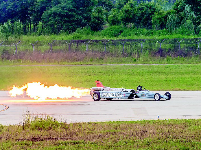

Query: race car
left=90, top=80, right=171, bottom=101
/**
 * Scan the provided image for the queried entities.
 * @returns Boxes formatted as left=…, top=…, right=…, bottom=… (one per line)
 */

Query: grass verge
left=0, top=64, right=201, bottom=91
left=0, top=116, right=200, bottom=149
left=1, top=53, right=201, bottom=65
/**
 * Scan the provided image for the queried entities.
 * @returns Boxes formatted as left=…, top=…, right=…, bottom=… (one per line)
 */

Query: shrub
left=74, top=27, right=94, bottom=36
left=100, top=25, right=124, bottom=37
left=24, top=115, right=62, bottom=130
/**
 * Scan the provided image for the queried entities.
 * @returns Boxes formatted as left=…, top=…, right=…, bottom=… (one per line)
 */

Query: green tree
left=154, top=0, right=174, bottom=10
left=166, top=13, right=180, bottom=33
left=92, top=0, right=114, bottom=23
left=115, top=0, right=130, bottom=9
left=0, top=0, right=42, bottom=34
left=135, top=2, right=159, bottom=29
left=0, top=0, right=19, bottom=23
left=31, top=0, right=61, bottom=32
left=89, top=6, right=105, bottom=31
left=173, top=1, right=194, bottom=23
left=108, top=8, right=121, bottom=25
left=71, top=0, right=95, bottom=27
left=152, top=9, right=169, bottom=30
left=181, top=0, right=201, bottom=33
left=42, top=1, right=80, bottom=34
left=171, top=0, right=196, bottom=33
left=119, top=0, right=137, bottom=26
left=93, top=0, right=114, bottom=11
left=1, top=20, right=12, bottom=39
left=18, top=0, right=32, bottom=33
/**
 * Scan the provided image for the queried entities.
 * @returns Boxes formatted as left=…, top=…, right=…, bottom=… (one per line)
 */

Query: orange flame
left=9, top=82, right=90, bottom=100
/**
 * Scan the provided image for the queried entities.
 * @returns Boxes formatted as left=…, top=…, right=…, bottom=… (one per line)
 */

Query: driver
left=137, top=85, right=142, bottom=91
left=95, top=80, right=104, bottom=87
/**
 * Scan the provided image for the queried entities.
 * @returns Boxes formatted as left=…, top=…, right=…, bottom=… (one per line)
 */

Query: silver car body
left=90, top=86, right=171, bottom=101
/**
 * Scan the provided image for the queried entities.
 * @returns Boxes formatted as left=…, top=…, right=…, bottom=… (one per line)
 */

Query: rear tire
left=93, top=92, right=100, bottom=101
left=164, top=92, right=171, bottom=100
left=154, top=93, right=161, bottom=101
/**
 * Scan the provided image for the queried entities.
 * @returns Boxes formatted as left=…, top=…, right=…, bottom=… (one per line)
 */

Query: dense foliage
left=0, top=0, right=200, bottom=38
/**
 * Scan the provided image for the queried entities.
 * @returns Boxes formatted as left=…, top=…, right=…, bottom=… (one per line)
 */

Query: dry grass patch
left=0, top=117, right=201, bottom=149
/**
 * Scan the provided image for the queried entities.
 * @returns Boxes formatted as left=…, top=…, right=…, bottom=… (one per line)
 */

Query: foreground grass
left=0, top=64, right=201, bottom=91
left=0, top=117, right=201, bottom=149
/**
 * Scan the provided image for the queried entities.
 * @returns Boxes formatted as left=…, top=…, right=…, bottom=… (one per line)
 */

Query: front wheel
left=164, top=92, right=171, bottom=100
left=154, top=93, right=161, bottom=101
left=93, top=92, right=100, bottom=101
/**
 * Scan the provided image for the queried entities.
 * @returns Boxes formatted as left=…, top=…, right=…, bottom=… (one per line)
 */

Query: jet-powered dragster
left=90, top=80, right=171, bottom=101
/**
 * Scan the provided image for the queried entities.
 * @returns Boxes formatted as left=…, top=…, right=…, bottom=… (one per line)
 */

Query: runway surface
left=0, top=91, right=201, bottom=125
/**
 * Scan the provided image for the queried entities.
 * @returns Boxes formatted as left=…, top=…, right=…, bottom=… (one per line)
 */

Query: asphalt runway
left=0, top=91, right=201, bottom=125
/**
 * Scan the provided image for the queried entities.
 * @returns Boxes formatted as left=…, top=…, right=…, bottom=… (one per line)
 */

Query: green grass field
left=0, top=64, right=201, bottom=91
left=0, top=116, right=201, bottom=149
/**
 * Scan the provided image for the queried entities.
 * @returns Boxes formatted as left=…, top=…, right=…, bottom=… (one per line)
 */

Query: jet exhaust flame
left=9, top=82, right=90, bottom=100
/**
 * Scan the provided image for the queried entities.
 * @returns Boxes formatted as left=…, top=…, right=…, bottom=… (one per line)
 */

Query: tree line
left=0, top=0, right=200, bottom=37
